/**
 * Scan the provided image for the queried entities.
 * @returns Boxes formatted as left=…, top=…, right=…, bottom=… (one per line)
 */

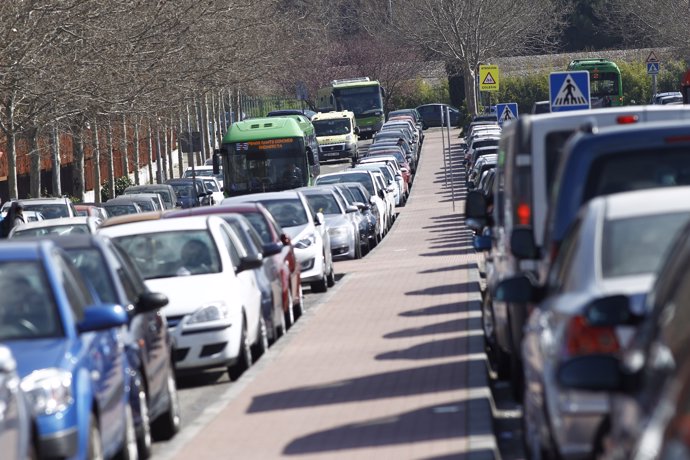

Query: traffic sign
left=646, top=51, right=659, bottom=63
left=479, top=65, right=500, bottom=92
left=496, top=103, right=518, bottom=126
left=647, top=62, right=660, bottom=75
left=549, top=71, right=591, bottom=112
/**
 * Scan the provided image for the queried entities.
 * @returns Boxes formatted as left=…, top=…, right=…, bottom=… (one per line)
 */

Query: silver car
left=0, top=345, right=33, bottom=459
left=496, top=187, right=690, bottom=459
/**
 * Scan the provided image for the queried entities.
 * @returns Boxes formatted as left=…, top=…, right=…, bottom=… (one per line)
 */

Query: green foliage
left=101, top=176, right=134, bottom=202
left=388, top=78, right=450, bottom=110
left=493, top=73, right=550, bottom=115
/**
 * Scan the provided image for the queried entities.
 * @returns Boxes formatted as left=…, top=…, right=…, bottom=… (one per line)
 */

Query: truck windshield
left=313, top=119, right=351, bottom=136
left=333, top=86, right=382, bottom=117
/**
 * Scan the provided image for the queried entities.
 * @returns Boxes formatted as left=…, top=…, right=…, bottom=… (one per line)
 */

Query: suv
left=1, top=197, right=78, bottom=220
left=123, top=184, right=179, bottom=210
left=311, top=111, right=359, bottom=162
left=165, top=178, right=213, bottom=207
left=416, top=103, right=461, bottom=128
left=465, top=106, right=690, bottom=395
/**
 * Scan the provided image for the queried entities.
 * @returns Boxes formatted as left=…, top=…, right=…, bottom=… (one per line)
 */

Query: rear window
left=258, top=199, right=309, bottom=228
left=602, top=212, right=689, bottom=278
left=545, top=130, right=575, bottom=195
left=584, top=148, right=690, bottom=201
left=318, top=174, right=374, bottom=195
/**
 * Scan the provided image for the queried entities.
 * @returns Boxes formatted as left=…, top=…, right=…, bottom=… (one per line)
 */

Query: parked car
left=123, top=184, right=180, bottom=210
left=354, top=163, right=403, bottom=207
left=328, top=183, right=374, bottom=255
left=358, top=156, right=408, bottom=200
left=531, top=100, right=550, bottom=114
left=0, top=239, right=138, bottom=459
left=299, top=186, right=362, bottom=260
left=54, top=234, right=180, bottom=455
left=497, top=187, right=690, bottom=459
left=100, top=216, right=264, bottom=380
left=75, top=203, right=110, bottom=220
left=340, top=182, right=380, bottom=250
left=0, top=344, right=34, bottom=460
left=102, top=199, right=143, bottom=217
left=223, top=191, right=335, bottom=293
left=416, top=103, right=462, bottom=128
left=108, top=194, right=159, bottom=212
left=556, top=210, right=690, bottom=459
left=9, top=216, right=101, bottom=238
left=1, top=197, right=78, bottom=220
left=165, top=178, right=213, bottom=208
left=183, top=165, right=223, bottom=184
left=164, top=205, right=300, bottom=336
left=200, top=177, right=224, bottom=205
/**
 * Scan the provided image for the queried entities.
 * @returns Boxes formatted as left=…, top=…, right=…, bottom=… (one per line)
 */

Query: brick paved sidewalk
left=166, top=129, right=497, bottom=459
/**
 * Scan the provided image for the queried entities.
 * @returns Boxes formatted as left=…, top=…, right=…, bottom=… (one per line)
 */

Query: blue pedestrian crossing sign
left=647, top=62, right=660, bottom=75
left=549, top=71, right=591, bottom=112
left=496, top=103, right=518, bottom=126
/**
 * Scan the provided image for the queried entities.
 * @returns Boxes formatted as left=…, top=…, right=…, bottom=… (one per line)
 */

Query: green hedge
left=487, top=59, right=689, bottom=114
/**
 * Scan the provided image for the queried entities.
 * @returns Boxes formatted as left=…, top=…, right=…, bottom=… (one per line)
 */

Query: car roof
left=164, top=204, right=262, bottom=218
left=602, top=186, right=690, bottom=220
left=222, top=190, right=305, bottom=204
left=48, top=234, right=105, bottom=250
left=100, top=211, right=166, bottom=228
left=0, top=239, right=53, bottom=260
left=99, top=214, right=216, bottom=237
left=12, top=216, right=92, bottom=229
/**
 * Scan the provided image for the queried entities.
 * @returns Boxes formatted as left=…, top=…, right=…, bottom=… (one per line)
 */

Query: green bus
left=216, top=116, right=320, bottom=196
left=316, top=77, right=385, bottom=138
left=567, top=59, right=623, bottom=107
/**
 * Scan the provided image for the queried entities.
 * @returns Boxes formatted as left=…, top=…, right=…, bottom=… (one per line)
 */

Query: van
left=465, top=105, right=690, bottom=394
left=311, top=111, right=359, bottom=162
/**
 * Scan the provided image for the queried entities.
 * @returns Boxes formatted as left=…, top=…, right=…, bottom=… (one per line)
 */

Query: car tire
left=354, top=238, right=362, bottom=259
left=482, top=294, right=510, bottom=380
left=310, top=257, right=328, bottom=293
left=87, top=415, right=104, bottom=460
left=251, top=316, right=269, bottom=361
left=115, top=404, right=138, bottom=460
left=293, top=284, right=303, bottom=319
left=133, top=371, right=152, bottom=459
left=326, top=263, right=335, bottom=287
left=151, top=362, right=181, bottom=441
left=228, top=317, right=252, bottom=381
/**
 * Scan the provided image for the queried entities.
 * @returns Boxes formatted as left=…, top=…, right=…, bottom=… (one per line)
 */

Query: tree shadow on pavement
left=384, top=316, right=483, bottom=339
left=282, top=397, right=492, bottom=456
left=247, top=359, right=484, bottom=414
left=400, top=301, right=473, bottom=317
left=375, top=334, right=484, bottom=361
left=418, top=263, right=474, bottom=274
left=405, top=282, right=479, bottom=296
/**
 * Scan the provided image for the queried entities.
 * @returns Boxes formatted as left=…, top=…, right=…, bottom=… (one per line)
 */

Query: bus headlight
left=21, top=369, right=73, bottom=416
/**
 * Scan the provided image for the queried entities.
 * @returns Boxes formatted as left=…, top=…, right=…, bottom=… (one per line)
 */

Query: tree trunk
left=203, top=93, right=212, bottom=156
left=106, top=117, right=115, bottom=199
left=194, top=98, right=204, bottom=165
left=92, top=120, right=101, bottom=203
left=178, top=111, right=184, bottom=178
left=121, top=113, right=129, bottom=180
left=155, top=120, right=163, bottom=183
left=5, top=98, right=18, bottom=199
left=133, top=119, right=141, bottom=185
left=29, top=126, right=41, bottom=198
left=50, top=125, right=61, bottom=197
left=166, top=120, right=174, bottom=179
left=147, top=119, right=154, bottom=184
left=464, top=60, right=479, bottom=116
left=72, top=125, right=85, bottom=202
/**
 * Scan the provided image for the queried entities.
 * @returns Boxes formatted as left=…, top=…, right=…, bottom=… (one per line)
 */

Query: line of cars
left=465, top=104, right=690, bottom=459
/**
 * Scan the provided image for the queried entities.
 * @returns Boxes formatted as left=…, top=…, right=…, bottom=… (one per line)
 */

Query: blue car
left=0, top=240, right=138, bottom=459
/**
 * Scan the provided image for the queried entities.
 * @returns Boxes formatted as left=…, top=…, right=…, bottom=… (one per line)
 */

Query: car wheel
left=87, top=415, right=104, bottom=460
left=361, top=237, right=370, bottom=256
left=134, top=371, right=152, bottom=459
left=151, top=362, right=181, bottom=441
left=482, top=294, right=510, bottom=379
left=354, top=238, right=362, bottom=259
left=228, top=317, right=252, bottom=381
left=251, top=316, right=269, bottom=361
left=310, top=257, right=328, bottom=293
left=293, top=284, right=303, bottom=319
left=116, top=404, right=138, bottom=460
left=326, top=262, right=335, bottom=287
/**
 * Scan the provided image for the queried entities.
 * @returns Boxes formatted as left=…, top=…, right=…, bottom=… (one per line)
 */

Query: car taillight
left=517, top=203, right=531, bottom=226
left=565, top=316, right=620, bottom=356
left=616, top=115, right=638, bottom=124
left=665, top=135, right=690, bottom=144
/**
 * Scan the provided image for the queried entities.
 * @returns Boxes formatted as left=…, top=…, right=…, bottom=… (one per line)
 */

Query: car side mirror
left=510, top=226, right=538, bottom=260
left=262, top=242, right=283, bottom=257
left=378, top=189, right=385, bottom=199
left=237, top=253, right=263, bottom=272
left=280, top=233, right=292, bottom=246
left=354, top=126, right=360, bottom=135
left=494, top=274, right=544, bottom=304
left=212, top=150, right=222, bottom=175
left=136, top=291, right=168, bottom=314
left=465, top=190, right=487, bottom=219
left=77, top=304, right=128, bottom=333
left=315, top=212, right=325, bottom=226
left=557, top=355, right=624, bottom=392
left=345, top=205, right=358, bottom=213
left=583, top=295, right=642, bottom=327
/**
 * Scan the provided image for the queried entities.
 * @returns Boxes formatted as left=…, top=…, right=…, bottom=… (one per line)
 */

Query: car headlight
left=21, top=369, right=73, bottom=416
left=187, top=303, right=228, bottom=324
left=328, top=226, right=350, bottom=238
left=295, top=234, right=316, bottom=249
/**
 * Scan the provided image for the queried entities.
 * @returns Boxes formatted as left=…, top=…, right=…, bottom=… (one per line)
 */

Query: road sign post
left=646, top=51, right=660, bottom=100
left=549, top=71, right=591, bottom=112
left=495, top=103, right=519, bottom=126
left=479, top=65, right=500, bottom=114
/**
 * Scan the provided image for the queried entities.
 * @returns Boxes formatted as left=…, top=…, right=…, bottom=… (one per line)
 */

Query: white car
left=99, top=216, right=264, bottom=380
left=223, top=191, right=335, bottom=293
left=358, top=155, right=408, bottom=201
left=9, top=216, right=101, bottom=238
left=199, top=177, right=224, bottom=205
left=354, top=163, right=402, bottom=206
left=183, top=165, right=223, bottom=184
left=371, top=171, right=395, bottom=227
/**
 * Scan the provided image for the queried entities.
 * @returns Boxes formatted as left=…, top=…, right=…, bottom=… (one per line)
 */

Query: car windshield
left=258, top=199, right=309, bottom=228
left=368, top=150, right=406, bottom=165
left=601, top=212, right=690, bottom=278
left=169, top=183, right=195, bottom=198
left=204, top=180, right=219, bottom=192
left=347, top=186, right=367, bottom=203
left=0, top=261, right=62, bottom=339
left=13, top=224, right=90, bottom=238
left=317, top=173, right=375, bottom=195
left=304, top=193, right=341, bottom=215
left=131, top=200, right=154, bottom=211
left=65, top=248, right=118, bottom=304
left=105, top=204, right=138, bottom=216
left=313, top=119, right=351, bottom=136
left=115, top=229, right=221, bottom=279
left=184, top=169, right=215, bottom=178
left=23, top=204, right=69, bottom=219
left=242, top=212, right=273, bottom=244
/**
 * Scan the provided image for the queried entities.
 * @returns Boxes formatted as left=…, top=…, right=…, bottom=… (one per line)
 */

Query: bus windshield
left=313, top=119, right=351, bottom=136
left=591, top=72, right=619, bottom=97
left=333, top=86, right=383, bottom=117
left=224, top=137, right=308, bottom=194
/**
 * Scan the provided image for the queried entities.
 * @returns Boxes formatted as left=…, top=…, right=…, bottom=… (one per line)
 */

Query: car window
left=544, top=130, right=575, bottom=196
left=219, top=226, right=242, bottom=271
left=305, top=194, right=341, bottom=215
left=601, top=212, right=690, bottom=279
left=52, top=252, right=94, bottom=320
left=13, top=224, right=90, bottom=238
left=226, top=220, right=260, bottom=257
left=547, top=218, right=583, bottom=292
left=0, top=260, right=62, bottom=339
left=110, top=245, right=147, bottom=303
left=242, top=212, right=273, bottom=244
left=65, top=247, right=118, bottom=304
left=259, top=199, right=309, bottom=228
left=23, top=204, right=70, bottom=219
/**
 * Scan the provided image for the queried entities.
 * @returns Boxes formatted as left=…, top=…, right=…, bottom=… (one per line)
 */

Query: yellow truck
left=311, top=111, right=359, bottom=163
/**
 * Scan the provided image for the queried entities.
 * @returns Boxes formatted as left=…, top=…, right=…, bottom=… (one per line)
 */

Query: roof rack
left=331, top=77, right=370, bottom=85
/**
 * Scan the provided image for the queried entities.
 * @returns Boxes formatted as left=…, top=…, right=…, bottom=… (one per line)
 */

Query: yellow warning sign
left=479, top=65, right=500, bottom=92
